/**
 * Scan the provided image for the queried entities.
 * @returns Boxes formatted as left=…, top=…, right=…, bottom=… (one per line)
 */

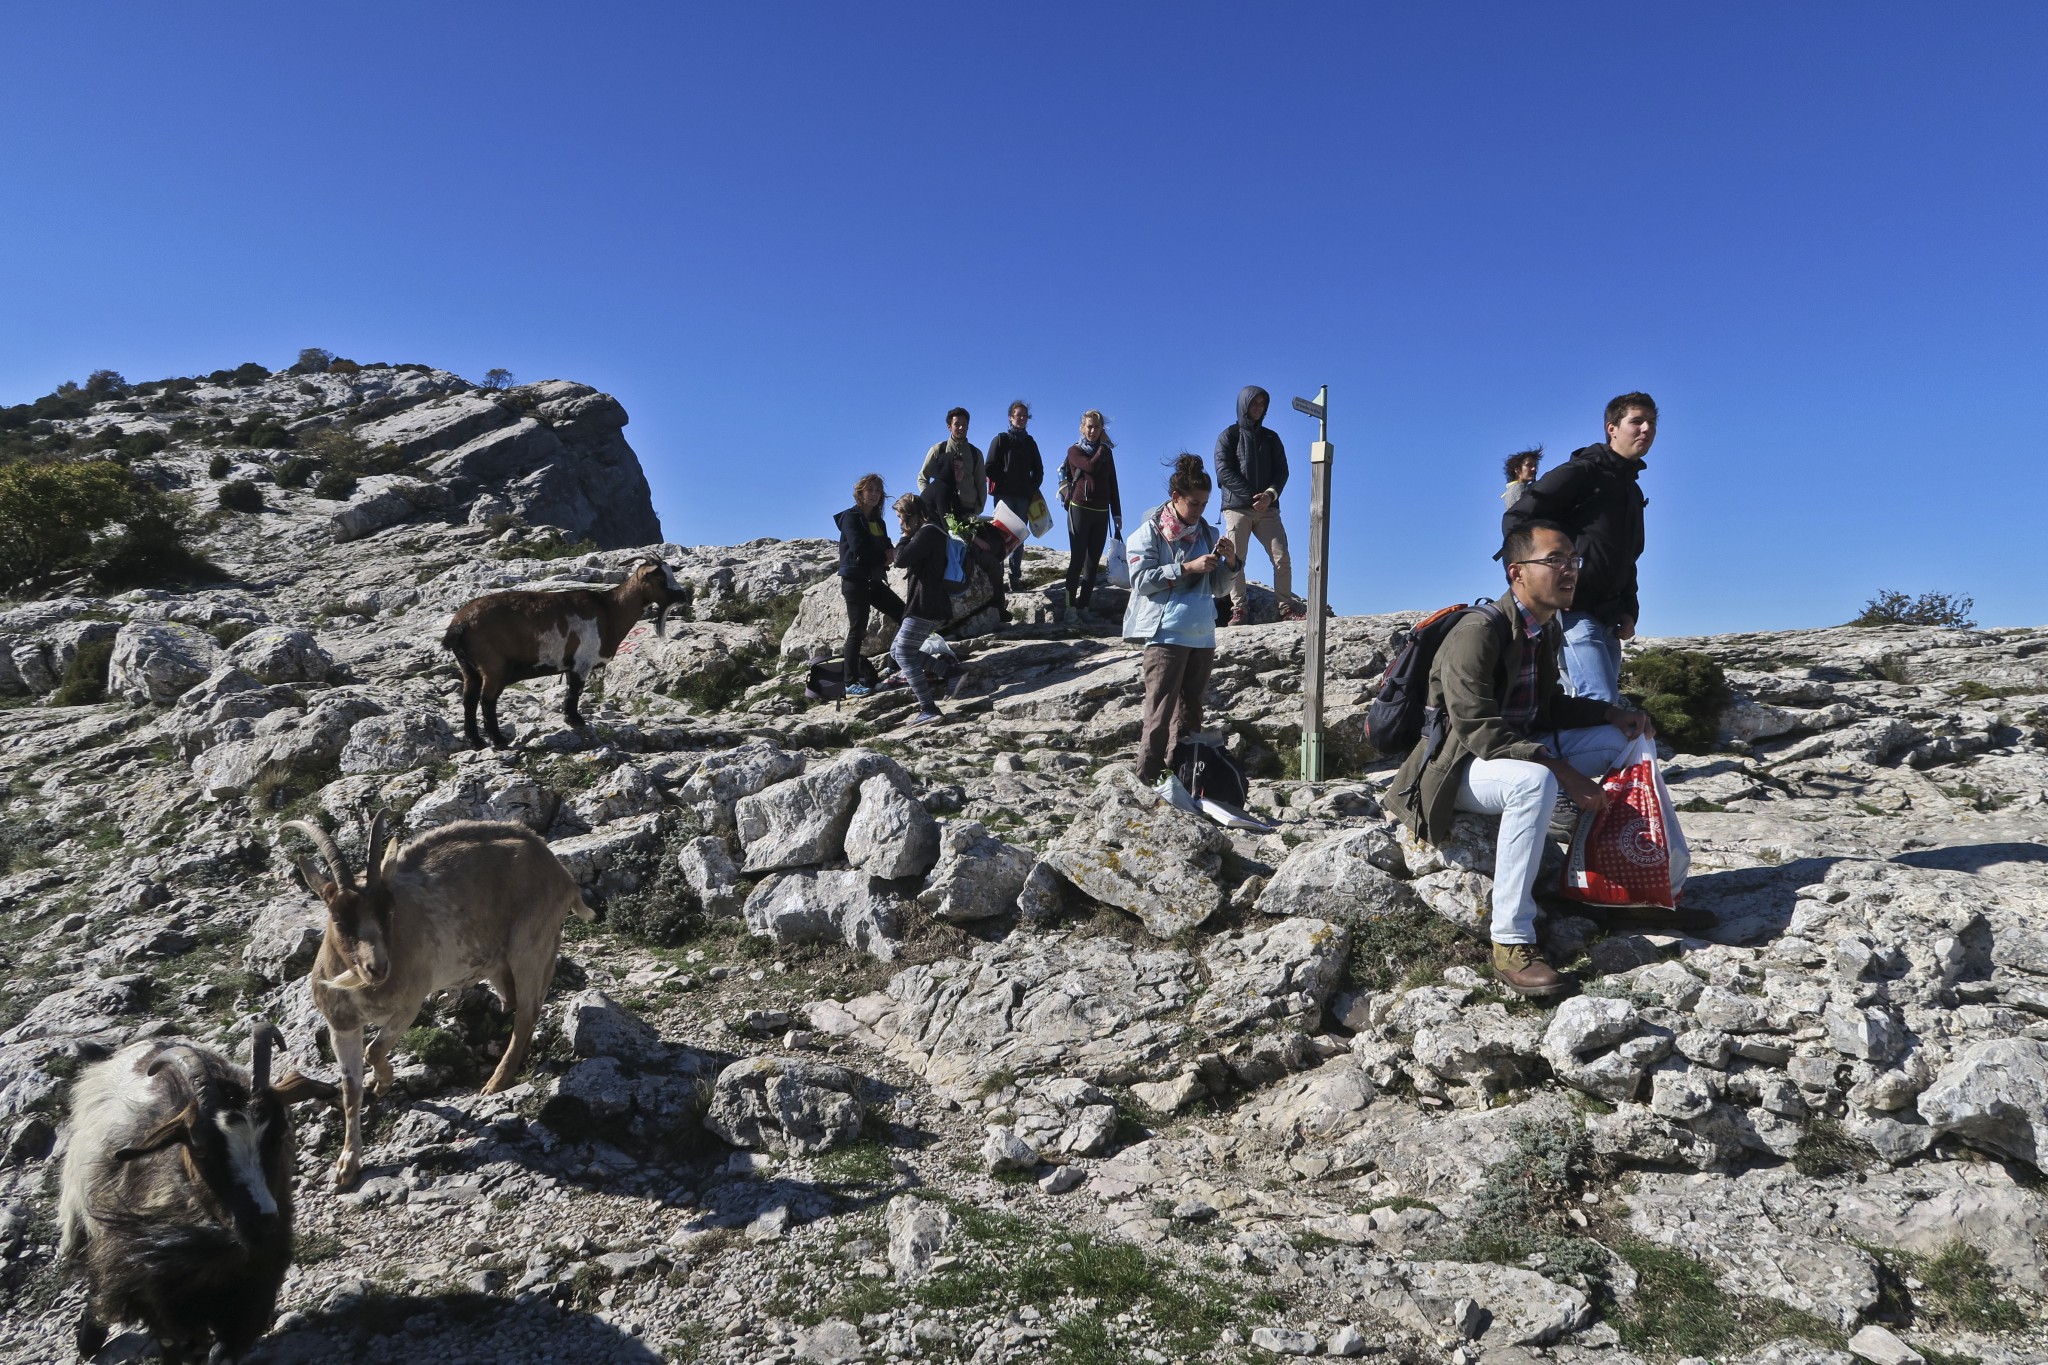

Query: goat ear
left=292, top=853, right=335, bottom=901
left=114, top=1104, right=198, bottom=1162
left=269, top=1071, right=341, bottom=1108
left=377, top=837, right=401, bottom=881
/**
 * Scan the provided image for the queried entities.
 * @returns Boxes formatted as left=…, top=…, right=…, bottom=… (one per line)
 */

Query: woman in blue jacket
left=1123, top=454, right=1237, bottom=797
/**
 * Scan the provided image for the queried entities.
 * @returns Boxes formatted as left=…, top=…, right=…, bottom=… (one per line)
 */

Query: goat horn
left=364, top=810, right=396, bottom=892
left=280, top=819, right=352, bottom=889
left=145, top=1045, right=213, bottom=1106
left=251, top=1023, right=285, bottom=1091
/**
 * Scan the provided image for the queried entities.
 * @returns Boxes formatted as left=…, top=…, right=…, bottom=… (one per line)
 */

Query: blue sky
left=3, top=4, right=2041, bottom=633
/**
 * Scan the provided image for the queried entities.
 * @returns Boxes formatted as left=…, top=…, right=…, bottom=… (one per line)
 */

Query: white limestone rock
left=107, top=621, right=221, bottom=705
left=916, top=819, right=1033, bottom=922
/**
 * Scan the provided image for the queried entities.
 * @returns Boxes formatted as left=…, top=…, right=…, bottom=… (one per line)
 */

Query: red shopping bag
left=1557, top=736, right=1691, bottom=908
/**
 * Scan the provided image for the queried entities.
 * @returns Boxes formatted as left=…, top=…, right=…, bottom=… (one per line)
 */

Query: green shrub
left=0, top=459, right=134, bottom=590
left=709, top=589, right=804, bottom=645
left=603, top=833, right=702, bottom=946
left=1852, top=590, right=1975, bottom=629
left=207, top=453, right=231, bottom=479
left=295, top=347, right=335, bottom=374
left=1456, top=1114, right=1612, bottom=1280
left=275, top=456, right=314, bottom=489
left=667, top=652, right=765, bottom=714
left=50, top=639, right=115, bottom=706
left=217, top=479, right=263, bottom=513
left=117, top=431, right=168, bottom=461
left=495, top=529, right=599, bottom=562
left=1619, top=648, right=1729, bottom=753
left=90, top=490, right=217, bottom=590
left=312, top=469, right=357, bottom=500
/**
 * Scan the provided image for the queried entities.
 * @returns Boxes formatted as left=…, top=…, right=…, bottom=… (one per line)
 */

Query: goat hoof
left=331, top=1153, right=361, bottom=1189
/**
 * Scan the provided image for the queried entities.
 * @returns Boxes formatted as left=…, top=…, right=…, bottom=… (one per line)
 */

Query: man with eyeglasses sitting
left=1386, top=520, right=1694, bottom=997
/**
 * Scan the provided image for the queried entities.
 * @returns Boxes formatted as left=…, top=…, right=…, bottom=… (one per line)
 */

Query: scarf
left=1158, top=503, right=1198, bottom=544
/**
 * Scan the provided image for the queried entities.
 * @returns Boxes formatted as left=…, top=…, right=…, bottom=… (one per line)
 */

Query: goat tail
left=571, top=892, right=599, bottom=924
left=441, top=622, right=470, bottom=660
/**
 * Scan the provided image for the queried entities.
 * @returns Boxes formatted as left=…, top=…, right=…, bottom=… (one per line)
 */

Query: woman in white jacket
left=1123, top=454, right=1237, bottom=800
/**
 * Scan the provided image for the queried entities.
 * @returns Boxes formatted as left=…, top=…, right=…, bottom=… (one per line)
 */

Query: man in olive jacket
left=1385, top=521, right=1658, bottom=996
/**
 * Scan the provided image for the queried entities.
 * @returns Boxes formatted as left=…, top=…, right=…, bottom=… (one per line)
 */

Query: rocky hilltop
left=0, top=369, right=2044, bottom=1365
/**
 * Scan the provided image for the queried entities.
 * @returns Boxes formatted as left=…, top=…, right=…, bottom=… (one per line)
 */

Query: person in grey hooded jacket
left=1213, top=385, right=1295, bottom=623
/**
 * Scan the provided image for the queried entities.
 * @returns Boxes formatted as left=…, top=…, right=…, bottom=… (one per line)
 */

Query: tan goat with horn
left=282, top=812, right=596, bottom=1188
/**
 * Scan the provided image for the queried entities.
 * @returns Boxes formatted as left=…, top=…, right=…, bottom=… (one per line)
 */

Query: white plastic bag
left=1104, top=535, right=1131, bottom=589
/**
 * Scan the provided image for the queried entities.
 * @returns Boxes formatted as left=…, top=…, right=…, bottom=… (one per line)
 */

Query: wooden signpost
left=1291, top=386, right=1332, bottom=780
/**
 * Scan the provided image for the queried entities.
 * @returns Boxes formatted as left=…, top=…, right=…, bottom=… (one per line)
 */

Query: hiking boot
left=1491, top=942, right=1567, bottom=998
left=1279, top=602, right=1307, bottom=621
left=1228, top=607, right=1250, bottom=626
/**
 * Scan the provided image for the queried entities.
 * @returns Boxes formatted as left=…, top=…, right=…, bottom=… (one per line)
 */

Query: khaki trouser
left=1137, top=644, right=1214, bottom=782
left=1224, top=504, right=1291, bottom=610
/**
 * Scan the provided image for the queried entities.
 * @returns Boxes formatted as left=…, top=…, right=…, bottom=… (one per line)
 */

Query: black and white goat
left=57, top=1026, right=336, bottom=1364
left=441, top=557, right=687, bottom=748
left=283, top=811, right=596, bottom=1188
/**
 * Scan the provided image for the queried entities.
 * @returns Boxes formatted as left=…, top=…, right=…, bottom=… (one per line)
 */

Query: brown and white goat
left=58, top=1026, right=336, bottom=1364
left=442, top=557, right=687, bottom=748
left=283, top=811, right=596, bottom=1188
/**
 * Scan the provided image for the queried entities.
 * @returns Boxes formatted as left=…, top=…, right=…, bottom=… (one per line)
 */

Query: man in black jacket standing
left=1215, top=385, right=1296, bottom=624
left=1503, top=392, right=1656, bottom=702
left=985, top=400, right=1043, bottom=593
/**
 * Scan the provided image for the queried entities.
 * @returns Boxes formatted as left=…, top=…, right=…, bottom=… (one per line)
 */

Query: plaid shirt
left=1501, top=596, right=1547, bottom=735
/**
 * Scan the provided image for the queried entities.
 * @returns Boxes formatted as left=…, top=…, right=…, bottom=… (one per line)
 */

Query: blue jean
left=1559, top=611, right=1622, bottom=703
left=1455, top=724, right=1630, bottom=944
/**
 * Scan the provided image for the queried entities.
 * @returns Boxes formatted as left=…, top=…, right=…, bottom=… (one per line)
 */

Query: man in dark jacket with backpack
left=1214, top=385, right=1296, bottom=624
left=1385, top=521, right=1665, bottom=997
left=1502, top=392, right=1656, bottom=702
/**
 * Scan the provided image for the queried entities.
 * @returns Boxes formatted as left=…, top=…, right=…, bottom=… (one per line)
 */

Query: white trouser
left=1454, top=724, right=1629, bottom=944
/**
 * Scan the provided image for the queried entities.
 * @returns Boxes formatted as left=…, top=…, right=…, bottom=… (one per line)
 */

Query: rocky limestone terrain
left=0, top=369, right=2045, bottom=1365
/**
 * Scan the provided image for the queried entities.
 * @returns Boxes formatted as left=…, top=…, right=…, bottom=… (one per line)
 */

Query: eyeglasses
left=1511, top=554, right=1584, bottom=572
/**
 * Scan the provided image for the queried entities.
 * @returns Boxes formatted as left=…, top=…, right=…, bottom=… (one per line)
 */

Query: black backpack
left=1173, top=736, right=1249, bottom=807
left=805, top=656, right=878, bottom=703
left=1364, top=599, right=1505, bottom=756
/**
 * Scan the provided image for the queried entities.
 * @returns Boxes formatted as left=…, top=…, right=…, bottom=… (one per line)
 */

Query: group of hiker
left=833, top=388, right=1300, bottom=728
left=832, top=385, right=1689, bottom=995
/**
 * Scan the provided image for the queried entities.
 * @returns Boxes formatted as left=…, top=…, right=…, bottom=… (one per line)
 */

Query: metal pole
left=1291, top=387, right=1332, bottom=781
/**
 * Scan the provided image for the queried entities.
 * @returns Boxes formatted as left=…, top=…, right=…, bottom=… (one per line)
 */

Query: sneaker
left=843, top=683, right=872, bottom=698
left=1279, top=602, right=1307, bottom=622
left=907, top=710, right=943, bottom=727
left=1228, top=608, right=1250, bottom=627
left=1491, top=942, right=1568, bottom=998
left=1153, top=771, right=1201, bottom=814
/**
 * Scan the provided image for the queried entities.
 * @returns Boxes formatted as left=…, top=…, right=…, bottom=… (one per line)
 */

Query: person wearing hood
left=1124, top=454, right=1237, bottom=805
left=1059, top=409, right=1122, bottom=625
left=1503, top=393, right=1656, bottom=703
left=833, top=473, right=900, bottom=697
left=918, top=407, right=986, bottom=520
left=985, top=400, right=1044, bottom=592
left=1214, top=385, right=1296, bottom=624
